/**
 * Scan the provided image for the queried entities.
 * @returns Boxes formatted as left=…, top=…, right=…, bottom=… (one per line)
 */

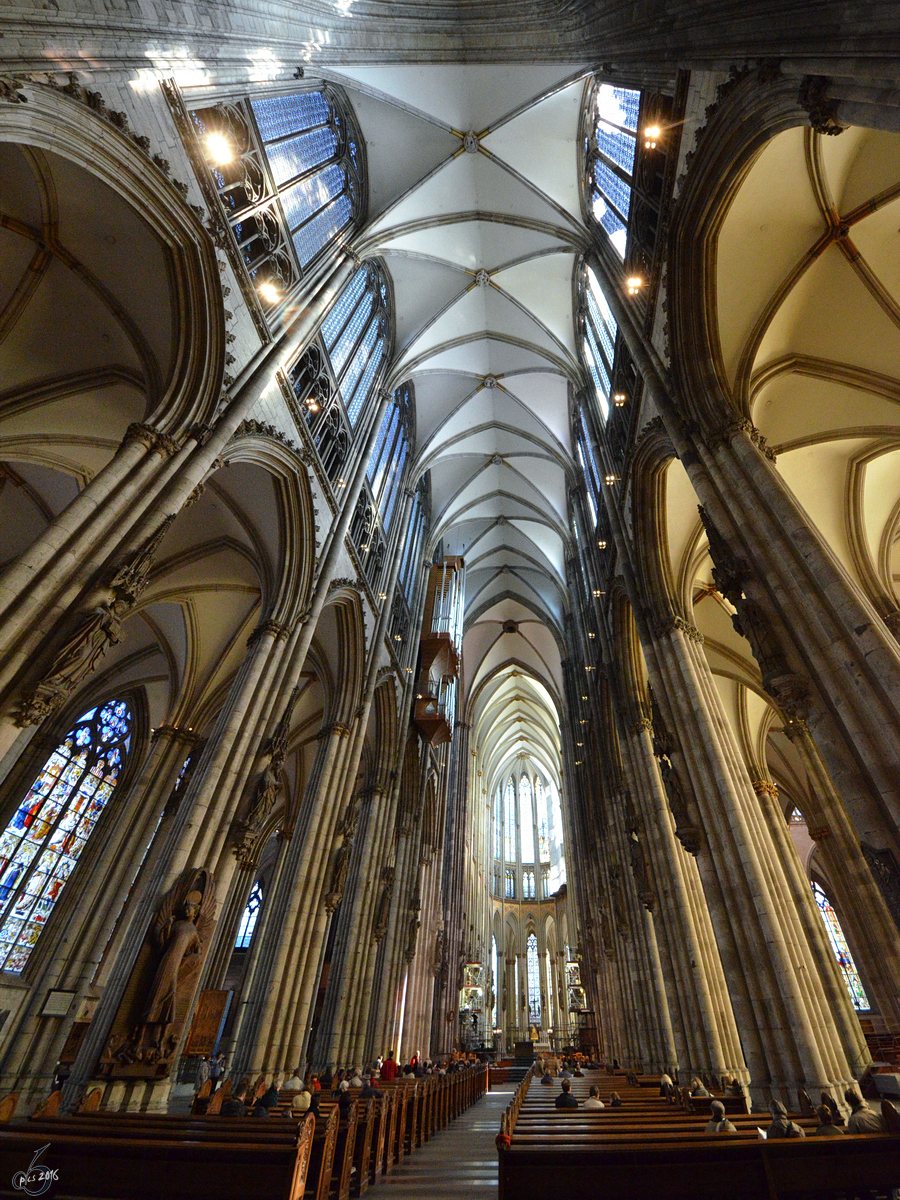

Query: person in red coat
left=380, top=1051, right=399, bottom=1081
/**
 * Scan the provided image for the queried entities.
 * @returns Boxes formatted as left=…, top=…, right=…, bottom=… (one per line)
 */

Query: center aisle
left=376, top=1082, right=514, bottom=1199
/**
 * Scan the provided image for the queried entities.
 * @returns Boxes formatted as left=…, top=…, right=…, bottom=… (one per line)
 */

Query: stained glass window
left=523, top=869, right=535, bottom=900
left=491, top=935, right=499, bottom=1027
left=250, top=91, right=359, bottom=267
left=586, top=84, right=639, bottom=259
left=320, top=262, right=390, bottom=430
left=520, top=776, right=535, bottom=865
left=235, top=880, right=263, bottom=950
left=812, top=882, right=869, bottom=1011
left=526, top=932, right=541, bottom=1026
left=505, top=869, right=515, bottom=900
left=504, top=780, right=516, bottom=863
left=0, top=699, right=133, bottom=973
left=494, top=788, right=502, bottom=860
left=536, top=778, right=550, bottom=861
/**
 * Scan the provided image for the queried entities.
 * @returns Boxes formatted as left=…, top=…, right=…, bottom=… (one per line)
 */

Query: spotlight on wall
left=605, top=473, right=617, bottom=485
left=644, top=124, right=661, bottom=149
left=597, top=539, right=607, bottom=549
left=204, top=132, right=235, bottom=165
left=626, top=276, right=643, bottom=296
left=613, top=392, right=627, bottom=406
left=258, top=282, right=281, bottom=304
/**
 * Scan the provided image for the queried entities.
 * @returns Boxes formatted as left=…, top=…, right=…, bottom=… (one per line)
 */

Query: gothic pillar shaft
left=782, top=719, right=900, bottom=1022
left=649, top=619, right=862, bottom=1101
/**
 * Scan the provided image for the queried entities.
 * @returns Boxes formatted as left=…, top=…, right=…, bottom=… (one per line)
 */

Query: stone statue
left=372, top=866, right=395, bottom=942
left=629, top=830, right=654, bottom=911
left=658, top=756, right=702, bottom=856
left=143, top=875, right=214, bottom=1046
left=232, top=686, right=300, bottom=861
left=325, top=836, right=353, bottom=913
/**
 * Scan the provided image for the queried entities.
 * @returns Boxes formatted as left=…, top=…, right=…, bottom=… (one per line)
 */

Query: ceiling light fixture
left=597, top=539, right=607, bottom=549
left=626, top=276, right=643, bottom=296
left=614, top=392, right=627, bottom=406
left=644, top=124, right=661, bottom=149
left=258, top=282, right=281, bottom=304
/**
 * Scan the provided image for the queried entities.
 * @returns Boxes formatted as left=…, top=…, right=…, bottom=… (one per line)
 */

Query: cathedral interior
left=0, top=0, right=899, bottom=1148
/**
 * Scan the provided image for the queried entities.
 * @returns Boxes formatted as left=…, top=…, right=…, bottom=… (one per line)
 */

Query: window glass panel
left=526, top=933, right=541, bottom=1027
left=505, top=869, right=515, bottom=899
left=596, top=84, right=640, bottom=133
left=340, top=316, right=379, bottom=408
left=265, top=125, right=339, bottom=187
left=812, top=882, right=869, bottom=1011
left=504, top=780, right=516, bottom=863
left=491, top=935, right=499, bottom=1027
left=251, top=92, right=330, bottom=142
left=0, top=699, right=132, bottom=973
left=382, top=440, right=408, bottom=531
left=596, top=120, right=636, bottom=174
left=346, top=340, right=385, bottom=428
left=592, top=195, right=628, bottom=258
left=292, top=192, right=352, bottom=267
left=593, top=161, right=631, bottom=222
left=281, top=163, right=346, bottom=231
left=235, top=880, right=262, bottom=949
left=585, top=327, right=611, bottom=401
left=321, top=266, right=369, bottom=351
left=536, top=778, right=550, bottom=861
left=520, top=776, right=534, bottom=865
left=523, top=869, right=535, bottom=900
left=586, top=287, right=616, bottom=367
left=494, top=790, right=502, bottom=859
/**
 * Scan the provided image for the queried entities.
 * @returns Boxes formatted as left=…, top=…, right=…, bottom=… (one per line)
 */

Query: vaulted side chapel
left=0, top=0, right=898, bottom=1147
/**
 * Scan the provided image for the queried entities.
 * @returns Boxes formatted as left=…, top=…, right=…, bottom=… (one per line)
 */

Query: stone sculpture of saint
left=144, top=889, right=203, bottom=1036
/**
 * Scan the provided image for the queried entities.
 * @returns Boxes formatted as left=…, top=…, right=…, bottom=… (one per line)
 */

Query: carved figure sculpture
left=143, top=872, right=215, bottom=1047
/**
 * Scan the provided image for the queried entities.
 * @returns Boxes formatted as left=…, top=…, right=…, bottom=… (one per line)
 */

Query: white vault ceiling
left=336, top=64, right=594, bottom=707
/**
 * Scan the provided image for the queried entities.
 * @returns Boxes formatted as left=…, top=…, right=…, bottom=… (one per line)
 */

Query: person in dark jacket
left=555, top=1079, right=579, bottom=1108
left=221, top=1088, right=249, bottom=1117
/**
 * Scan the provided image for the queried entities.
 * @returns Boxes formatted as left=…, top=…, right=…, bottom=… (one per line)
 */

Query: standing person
left=196, top=1056, right=210, bottom=1092
left=208, top=1052, right=226, bottom=1092
left=381, top=1050, right=399, bottom=1081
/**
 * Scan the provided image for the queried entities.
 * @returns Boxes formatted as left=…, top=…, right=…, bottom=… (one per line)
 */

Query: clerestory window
left=235, top=880, right=263, bottom=950
left=584, top=85, right=640, bottom=259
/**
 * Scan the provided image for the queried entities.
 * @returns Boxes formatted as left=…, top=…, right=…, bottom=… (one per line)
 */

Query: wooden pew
left=306, top=1102, right=340, bottom=1200
left=0, top=1112, right=317, bottom=1200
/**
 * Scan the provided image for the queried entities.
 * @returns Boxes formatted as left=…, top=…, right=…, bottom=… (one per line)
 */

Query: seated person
left=609, top=1091, right=623, bottom=1107
left=559, top=1063, right=573, bottom=1079
left=812, top=1103, right=843, bottom=1135
left=350, top=1068, right=364, bottom=1088
left=540, top=1071, right=554, bottom=1086
left=583, top=1085, right=605, bottom=1110
left=766, top=1100, right=805, bottom=1138
left=555, top=1078, right=579, bottom=1108
left=844, top=1089, right=884, bottom=1133
left=659, top=1071, right=674, bottom=1097
left=221, top=1088, right=249, bottom=1117
left=291, top=1088, right=312, bottom=1113
left=282, top=1068, right=303, bottom=1092
left=704, top=1100, right=737, bottom=1133
left=361, top=1078, right=380, bottom=1099
left=689, top=1076, right=710, bottom=1097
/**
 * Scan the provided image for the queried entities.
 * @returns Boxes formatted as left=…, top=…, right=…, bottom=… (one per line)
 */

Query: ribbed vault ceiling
left=341, top=65, right=592, bottom=707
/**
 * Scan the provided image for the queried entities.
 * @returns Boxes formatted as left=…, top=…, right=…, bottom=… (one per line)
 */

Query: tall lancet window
left=491, top=935, right=499, bottom=1028
left=493, top=788, right=502, bottom=861
left=535, top=778, right=550, bottom=861
left=235, top=880, right=263, bottom=950
left=519, top=776, right=534, bottom=865
left=191, top=86, right=364, bottom=310
left=812, top=882, right=870, bottom=1011
left=584, top=84, right=639, bottom=259
left=321, top=263, right=391, bottom=429
left=580, top=266, right=618, bottom=419
left=0, top=699, right=133, bottom=973
left=526, top=932, right=541, bottom=1027
left=504, top=779, right=516, bottom=863
left=367, top=382, right=412, bottom=536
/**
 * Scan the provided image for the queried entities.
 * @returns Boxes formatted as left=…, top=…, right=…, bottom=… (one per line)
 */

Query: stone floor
left=375, top=1083, right=514, bottom=1199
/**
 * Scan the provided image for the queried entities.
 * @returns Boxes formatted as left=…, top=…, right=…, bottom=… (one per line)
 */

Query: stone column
left=433, top=721, right=470, bottom=1058
left=781, top=717, right=900, bottom=1023
left=646, top=615, right=864, bottom=1105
